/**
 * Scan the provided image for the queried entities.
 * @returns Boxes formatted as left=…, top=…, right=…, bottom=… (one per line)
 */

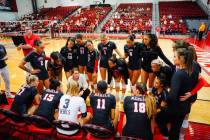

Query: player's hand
left=30, top=69, right=41, bottom=74
left=180, top=92, right=192, bottom=101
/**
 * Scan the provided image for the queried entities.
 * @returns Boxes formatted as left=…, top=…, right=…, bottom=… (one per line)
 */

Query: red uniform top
left=23, top=34, right=40, bottom=56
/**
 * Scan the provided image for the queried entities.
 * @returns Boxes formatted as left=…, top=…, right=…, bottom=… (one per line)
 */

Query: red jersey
left=23, top=34, right=40, bottom=56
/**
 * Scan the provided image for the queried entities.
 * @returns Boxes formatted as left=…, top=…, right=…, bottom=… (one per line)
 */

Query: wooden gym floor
left=0, top=37, right=209, bottom=125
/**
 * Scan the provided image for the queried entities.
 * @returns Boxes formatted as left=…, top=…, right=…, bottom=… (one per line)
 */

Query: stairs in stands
left=152, top=0, right=160, bottom=34
left=95, top=5, right=116, bottom=33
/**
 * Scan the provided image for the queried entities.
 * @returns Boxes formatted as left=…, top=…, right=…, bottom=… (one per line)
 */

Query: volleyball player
left=60, top=37, right=78, bottom=79
left=35, top=79, right=63, bottom=123
left=122, top=82, right=156, bottom=140
left=0, top=44, right=12, bottom=98
left=151, top=76, right=169, bottom=138
left=172, top=40, right=202, bottom=140
left=151, top=59, right=174, bottom=87
left=98, top=34, right=123, bottom=81
left=47, top=51, right=65, bottom=81
left=10, top=75, right=40, bottom=115
left=167, top=47, right=196, bottom=139
left=124, top=35, right=142, bottom=89
left=141, top=34, right=173, bottom=90
left=86, top=40, right=99, bottom=92
left=19, top=40, right=49, bottom=94
left=57, top=80, right=91, bottom=135
left=108, top=54, right=129, bottom=102
left=90, top=80, right=117, bottom=132
left=75, top=34, right=88, bottom=74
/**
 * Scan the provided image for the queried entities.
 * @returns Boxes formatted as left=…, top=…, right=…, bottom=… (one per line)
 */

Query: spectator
left=198, top=22, right=206, bottom=41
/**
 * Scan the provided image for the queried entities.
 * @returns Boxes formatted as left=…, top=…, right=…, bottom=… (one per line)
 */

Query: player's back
left=123, top=95, right=152, bottom=139
left=57, top=95, right=86, bottom=135
left=90, top=93, right=116, bottom=130
left=58, top=95, right=86, bottom=123
left=35, top=89, right=63, bottom=121
left=11, top=84, right=37, bottom=115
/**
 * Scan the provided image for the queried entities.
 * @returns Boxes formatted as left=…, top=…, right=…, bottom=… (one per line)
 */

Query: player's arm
left=180, top=76, right=205, bottom=101
left=19, top=60, right=40, bottom=74
left=114, top=48, right=123, bottom=59
left=79, top=99, right=91, bottom=126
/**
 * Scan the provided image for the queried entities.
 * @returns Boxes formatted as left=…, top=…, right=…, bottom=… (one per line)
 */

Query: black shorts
left=142, top=65, right=153, bottom=73
left=78, top=58, right=87, bottom=67
left=99, top=60, right=108, bottom=68
left=87, top=66, right=94, bottom=73
left=37, top=71, right=49, bottom=80
left=64, top=64, right=74, bottom=72
left=189, top=94, right=197, bottom=103
left=128, top=63, right=141, bottom=70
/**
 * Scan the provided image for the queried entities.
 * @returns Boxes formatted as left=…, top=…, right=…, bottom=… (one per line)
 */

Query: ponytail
left=145, top=94, right=156, bottom=118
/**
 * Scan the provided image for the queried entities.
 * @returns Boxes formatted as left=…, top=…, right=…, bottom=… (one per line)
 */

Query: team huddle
left=7, top=27, right=205, bottom=140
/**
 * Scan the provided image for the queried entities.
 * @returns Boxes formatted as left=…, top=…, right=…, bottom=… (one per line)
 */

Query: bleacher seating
left=159, top=1, right=208, bottom=34
left=63, top=6, right=112, bottom=33
left=102, top=3, right=152, bottom=33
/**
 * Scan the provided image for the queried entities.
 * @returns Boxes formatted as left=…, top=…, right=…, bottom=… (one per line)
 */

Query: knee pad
left=182, top=120, right=189, bottom=128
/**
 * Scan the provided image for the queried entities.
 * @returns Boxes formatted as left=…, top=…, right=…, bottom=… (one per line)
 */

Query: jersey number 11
left=97, top=99, right=105, bottom=109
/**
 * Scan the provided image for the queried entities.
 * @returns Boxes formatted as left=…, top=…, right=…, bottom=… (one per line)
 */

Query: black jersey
left=141, top=45, right=173, bottom=73
left=124, top=42, right=142, bottom=70
left=123, top=96, right=152, bottom=139
left=60, top=46, right=78, bottom=71
left=98, top=41, right=117, bottom=68
left=24, top=51, right=48, bottom=80
left=47, top=59, right=64, bottom=76
left=108, top=59, right=129, bottom=84
left=76, top=43, right=88, bottom=66
left=90, top=93, right=116, bottom=131
left=168, top=69, right=194, bottom=115
left=188, top=61, right=200, bottom=103
left=35, top=89, right=63, bottom=122
left=151, top=88, right=168, bottom=109
left=87, top=49, right=99, bottom=73
left=11, top=84, right=37, bottom=115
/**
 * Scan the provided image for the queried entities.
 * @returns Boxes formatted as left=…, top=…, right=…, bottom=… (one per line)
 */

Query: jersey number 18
left=134, top=102, right=146, bottom=113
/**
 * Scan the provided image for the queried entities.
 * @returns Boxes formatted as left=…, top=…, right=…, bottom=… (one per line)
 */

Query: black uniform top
left=168, top=69, right=195, bottom=115
left=108, top=59, right=129, bottom=84
left=24, top=51, right=48, bottom=79
left=151, top=88, right=168, bottom=110
left=90, top=93, right=116, bottom=130
left=11, top=84, right=37, bottom=115
left=35, top=89, right=63, bottom=122
left=123, top=95, right=152, bottom=139
left=47, top=58, right=65, bottom=76
left=98, top=41, right=117, bottom=67
left=87, top=48, right=99, bottom=72
left=0, top=44, right=7, bottom=69
left=141, top=45, right=173, bottom=72
left=188, top=61, right=201, bottom=103
left=124, top=42, right=142, bottom=69
left=76, top=43, right=88, bottom=66
left=154, top=65, right=174, bottom=87
left=60, top=46, right=78, bottom=68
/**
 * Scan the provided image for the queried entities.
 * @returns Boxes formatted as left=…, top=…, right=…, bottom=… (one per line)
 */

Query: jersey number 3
left=134, top=102, right=145, bottom=113
left=96, top=99, right=105, bottom=109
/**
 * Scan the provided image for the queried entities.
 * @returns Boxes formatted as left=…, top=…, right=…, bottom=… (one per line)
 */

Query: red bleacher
left=159, top=1, right=208, bottom=34
left=102, top=3, right=152, bottom=33
left=63, top=6, right=112, bottom=33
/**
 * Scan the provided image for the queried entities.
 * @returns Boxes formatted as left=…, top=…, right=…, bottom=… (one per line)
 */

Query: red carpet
left=1, top=99, right=210, bottom=140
